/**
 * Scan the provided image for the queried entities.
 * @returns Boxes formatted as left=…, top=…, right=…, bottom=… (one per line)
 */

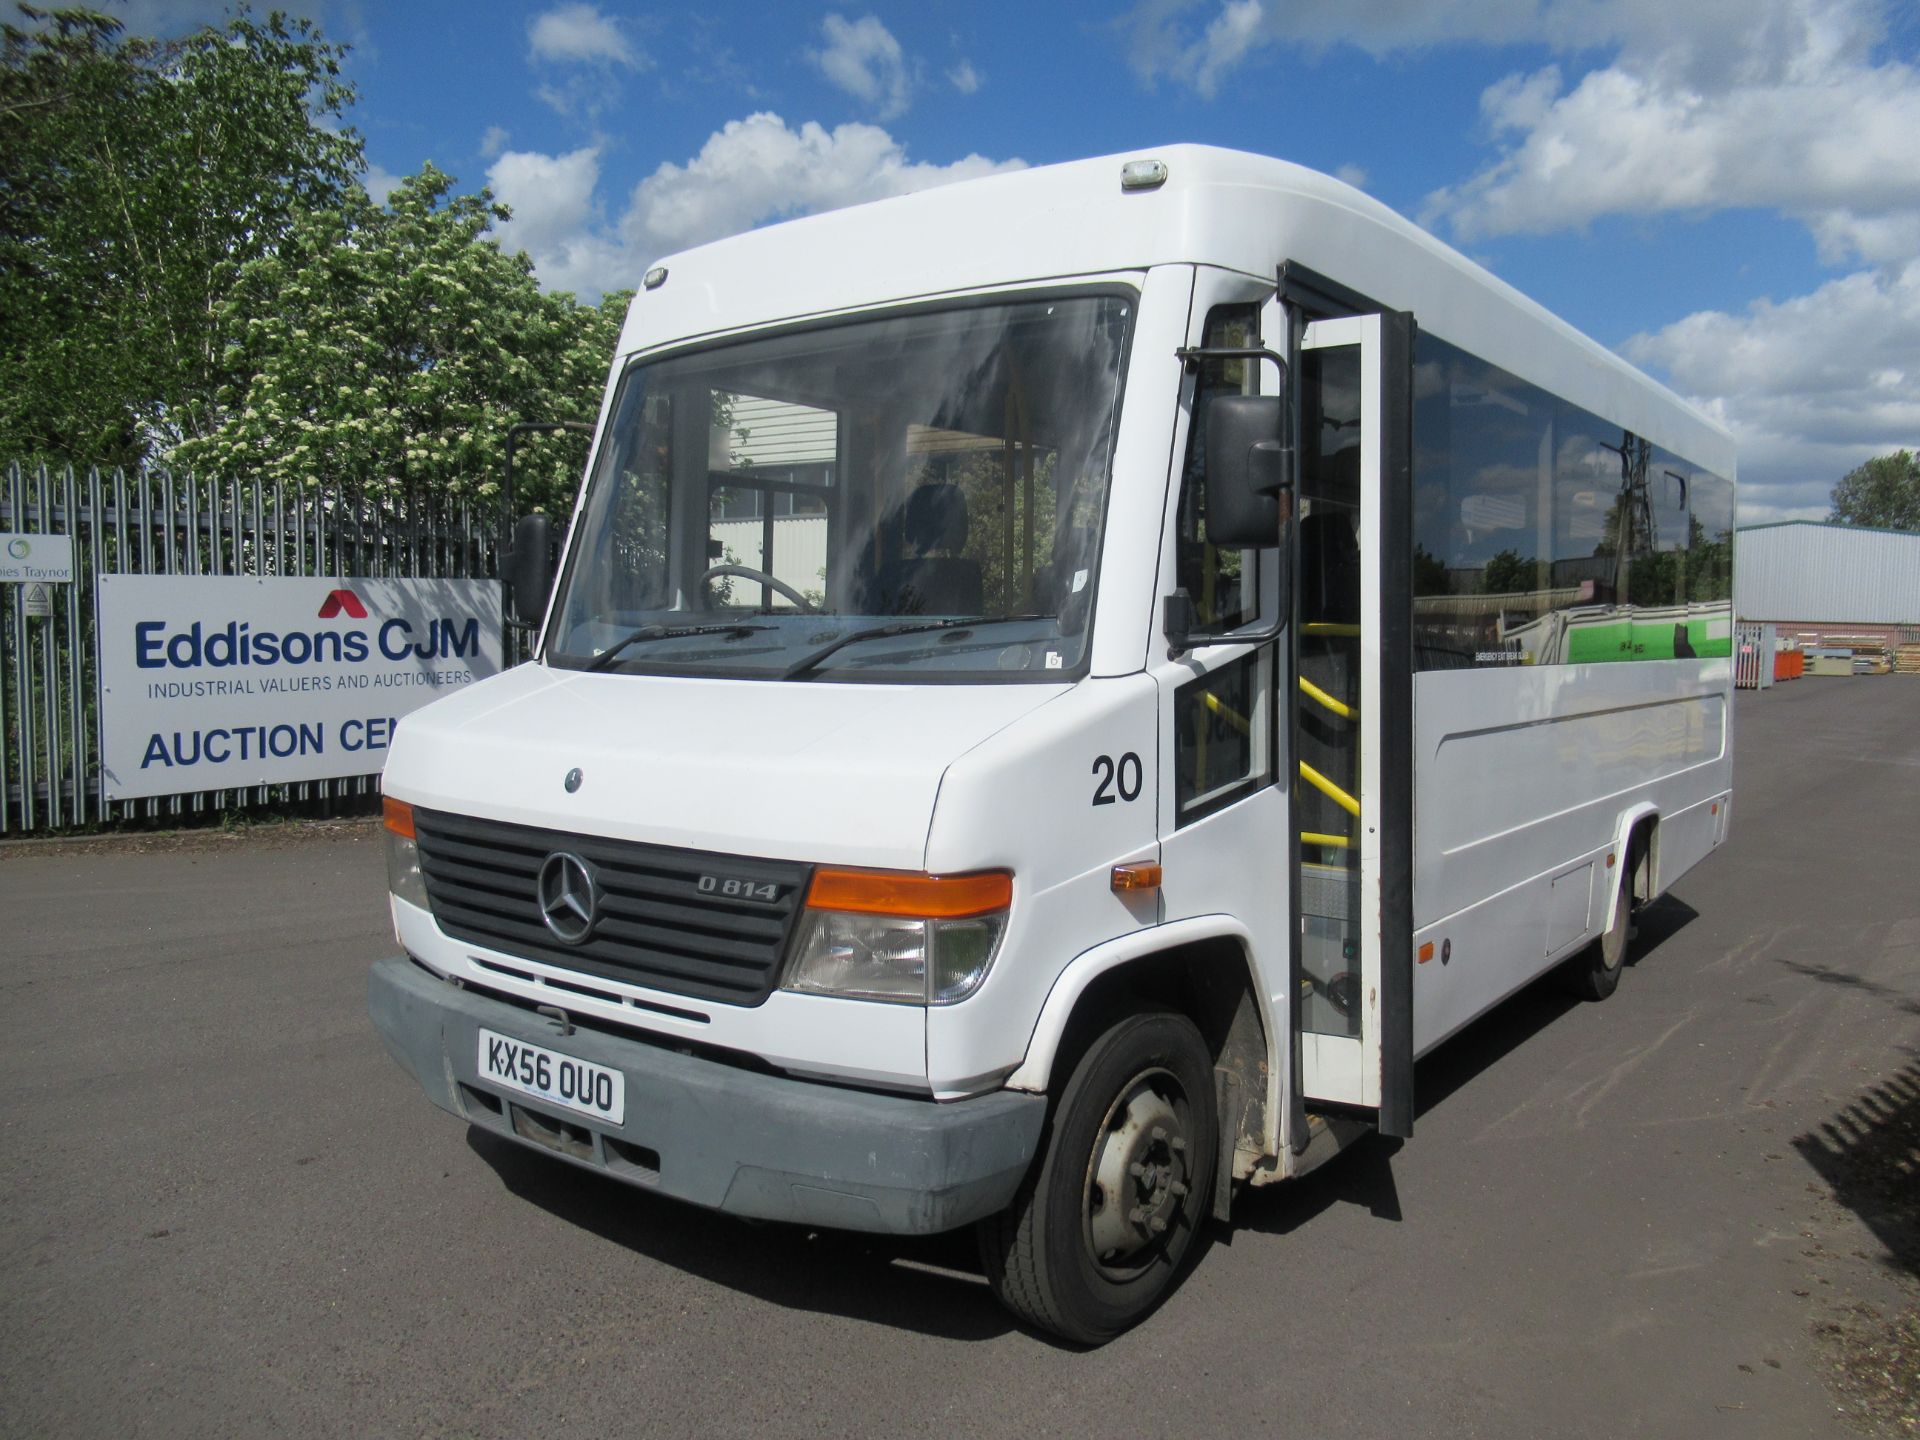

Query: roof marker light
left=642, top=266, right=669, bottom=290
left=1120, top=159, right=1168, bottom=191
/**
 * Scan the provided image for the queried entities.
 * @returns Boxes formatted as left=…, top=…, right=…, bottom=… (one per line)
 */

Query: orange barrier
left=1774, top=650, right=1803, bottom=681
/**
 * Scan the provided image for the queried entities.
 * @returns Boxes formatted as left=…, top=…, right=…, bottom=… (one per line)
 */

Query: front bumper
left=368, top=956, right=1046, bottom=1235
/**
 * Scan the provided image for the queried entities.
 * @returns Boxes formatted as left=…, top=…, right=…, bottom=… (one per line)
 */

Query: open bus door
left=1284, top=269, right=1416, bottom=1141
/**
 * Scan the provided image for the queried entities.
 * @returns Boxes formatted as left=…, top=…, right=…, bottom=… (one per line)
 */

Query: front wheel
left=977, top=1008, right=1217, bottom=1344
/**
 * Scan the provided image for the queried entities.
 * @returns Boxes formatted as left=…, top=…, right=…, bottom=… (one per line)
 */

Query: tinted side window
left=1173, top=648, right=1272, bottom=826
left=1411, top=331, right=1733, bottom=669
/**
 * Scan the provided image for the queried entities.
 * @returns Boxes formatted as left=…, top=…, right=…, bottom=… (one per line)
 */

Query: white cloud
left=1424, top=50, right=1920, bottom=246
left=1186, top=0, right=1264, bottom=98
left=527, top=2, right=646, bottom=114
left=486, top=146, right=620, bottom=296
left=622, top=112, right=1023, bottom=253
left=527, top=3, right=641, bottom=69
left=489, top=147, right=601, bottom=254
left=486, top=114, right=1023, bottom=298
left=1123, top=0, right=1879, bottom=86
left=1126, top=1, right=1920, bottom=257
left=1120, top=0, right=1920, bottom=525
left=479, top=126, right=511, bottom=160
left=1624, top=263, right=1920, bottom=520
left=1334, top=164, right=1368, bottom=190
left=812, top=14, right=912, bottom=119
left=362, top=161, right=404, bottom=206
left=948, top=59, right=982, bottom=94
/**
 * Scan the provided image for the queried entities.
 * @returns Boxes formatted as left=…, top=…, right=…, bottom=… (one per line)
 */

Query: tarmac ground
left=2, top=676, right=1916, bottom=1438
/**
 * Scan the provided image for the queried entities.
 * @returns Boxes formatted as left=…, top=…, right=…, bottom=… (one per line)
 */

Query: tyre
left=977, top=1008, right=1217, bottom=1344
left=1565, top=850, right=1637, bottom=1001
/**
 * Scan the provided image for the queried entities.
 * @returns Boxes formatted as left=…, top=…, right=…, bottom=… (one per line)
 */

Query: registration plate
left=477, top=1029, right=625, bottom=1125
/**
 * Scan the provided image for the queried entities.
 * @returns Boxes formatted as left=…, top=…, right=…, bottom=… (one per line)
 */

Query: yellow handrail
left=1301, top=831, right=1351, bottom=849
left=1303, top=622, right=1361, bottom=637
left=1201, top=689, right=1250, bottom=736
left=1298, top=675, right=1355, bottom=720
left=1298, top=760, right=1360, bottom=817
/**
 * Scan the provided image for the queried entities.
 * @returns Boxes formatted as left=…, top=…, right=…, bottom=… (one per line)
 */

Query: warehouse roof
left=1737, top=519, right=1920, bottom=539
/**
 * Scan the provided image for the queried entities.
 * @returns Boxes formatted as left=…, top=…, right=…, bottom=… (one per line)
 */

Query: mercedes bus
left=369, top=146, right=1736, bottom=1343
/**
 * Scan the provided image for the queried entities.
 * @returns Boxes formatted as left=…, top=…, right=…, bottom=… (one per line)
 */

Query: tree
left=174, top=166, right=629, bottom=518
left=1482, top=548, right=1538, bottom=595
left=1829, top=450, right=1920, bottom=532
left=0, top=5, right=361, bottom=466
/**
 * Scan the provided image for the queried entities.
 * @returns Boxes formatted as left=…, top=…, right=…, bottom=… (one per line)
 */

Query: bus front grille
left=411, top=808, right=810, bottom=1007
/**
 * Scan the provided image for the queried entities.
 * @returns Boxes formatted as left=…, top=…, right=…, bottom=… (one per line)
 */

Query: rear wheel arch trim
left=1605, top=805, right=1661, bottom=933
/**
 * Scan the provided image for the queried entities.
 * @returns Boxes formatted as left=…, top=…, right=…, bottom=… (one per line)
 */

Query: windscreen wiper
left=584, top=621, right=774, bottom=673
left=780, top=615, right=1050, bottom=680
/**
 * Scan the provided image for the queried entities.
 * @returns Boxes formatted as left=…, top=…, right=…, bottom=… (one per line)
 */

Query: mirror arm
left=1174, top=343, right=1288, bottom=375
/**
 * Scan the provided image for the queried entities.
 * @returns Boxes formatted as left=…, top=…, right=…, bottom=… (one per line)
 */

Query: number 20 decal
left=1091, top=752, right=1143, bottom=806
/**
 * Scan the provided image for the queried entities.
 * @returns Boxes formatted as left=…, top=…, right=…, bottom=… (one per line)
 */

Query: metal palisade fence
left=1, top=461, right=509, bottom=834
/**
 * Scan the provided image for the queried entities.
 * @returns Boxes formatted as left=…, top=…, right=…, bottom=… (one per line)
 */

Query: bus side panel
left=1409, top=658, right=1732, bottom=1055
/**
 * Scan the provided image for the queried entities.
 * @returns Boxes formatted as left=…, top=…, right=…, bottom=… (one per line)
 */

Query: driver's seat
left=870, top=484, right=983, bottom=616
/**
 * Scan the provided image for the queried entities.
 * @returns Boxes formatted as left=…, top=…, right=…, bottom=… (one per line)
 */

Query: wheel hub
left=1086, top=1072, right=1192, bottom=1271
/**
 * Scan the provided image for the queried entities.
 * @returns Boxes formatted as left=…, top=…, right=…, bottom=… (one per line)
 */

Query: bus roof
left=620, top=145, right=1734, bottom=476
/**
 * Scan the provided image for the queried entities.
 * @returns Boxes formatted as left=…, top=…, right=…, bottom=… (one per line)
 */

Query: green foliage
left=1481, top=548, right=1537, bottom=595
left=0, top=5, right=361, bottom=464
left=1411, top=542, right=1449, bottom=594
left=910, top=446, right=1061, bottom=614
left=1829, top=450, right=1920, bottom=532
left=2, top=6, right=631, bottom=519
left=175, top=166, right=628, bottom=517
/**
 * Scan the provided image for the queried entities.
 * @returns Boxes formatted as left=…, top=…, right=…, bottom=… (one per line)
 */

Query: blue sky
left=119, top=0, right=1920, bottom=522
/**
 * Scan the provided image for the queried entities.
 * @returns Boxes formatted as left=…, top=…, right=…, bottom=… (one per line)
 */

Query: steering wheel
left=695, top=563, right=816, bottom=613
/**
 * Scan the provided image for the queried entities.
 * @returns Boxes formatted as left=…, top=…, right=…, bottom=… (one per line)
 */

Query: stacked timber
left=1895, top=644, right=1920, bottom=675
left=1822, top=634, right=1890, bottom=674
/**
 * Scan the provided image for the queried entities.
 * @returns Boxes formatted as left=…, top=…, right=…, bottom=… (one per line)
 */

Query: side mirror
left=1205, top=394, right=1289, bottom=547
left=507, top=513, right=555, bottom=629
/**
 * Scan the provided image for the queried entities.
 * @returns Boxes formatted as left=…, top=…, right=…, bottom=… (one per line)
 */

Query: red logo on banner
left=316, top=588, right=368, bottom=619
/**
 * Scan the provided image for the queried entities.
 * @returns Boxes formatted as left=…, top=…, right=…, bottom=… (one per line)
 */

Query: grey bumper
left=368, top=956, right=1046, bottom=1235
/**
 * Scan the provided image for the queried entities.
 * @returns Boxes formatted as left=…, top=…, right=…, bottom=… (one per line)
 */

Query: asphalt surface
left=3, top=677, right=1917, bottom=1439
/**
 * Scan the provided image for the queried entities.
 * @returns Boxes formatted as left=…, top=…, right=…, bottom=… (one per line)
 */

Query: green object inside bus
left=1564, top=615, right=1733, bottom=664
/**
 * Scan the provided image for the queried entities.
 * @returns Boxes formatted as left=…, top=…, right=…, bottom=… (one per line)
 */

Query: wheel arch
left=1003, top=918, right=1277, bottom=1192
left=1604, top=804, right=1661, bottom=931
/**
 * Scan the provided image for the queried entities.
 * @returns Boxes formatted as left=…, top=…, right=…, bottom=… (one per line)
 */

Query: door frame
left=1279, top=263, right=1415, bottom=1139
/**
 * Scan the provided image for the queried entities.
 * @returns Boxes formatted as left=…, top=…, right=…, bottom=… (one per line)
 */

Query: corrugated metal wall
left=1735, top=522, right=1920, bottom=624
left=726, top=395, right=837, bottom=466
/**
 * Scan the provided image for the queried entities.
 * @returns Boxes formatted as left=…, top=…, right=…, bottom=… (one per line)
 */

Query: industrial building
left=1735, top=521, right=1920, bottom=649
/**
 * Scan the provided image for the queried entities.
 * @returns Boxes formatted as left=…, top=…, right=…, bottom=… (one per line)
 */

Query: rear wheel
left=977, top=1008, right=1217, bottom=1345
left=1565, top=845, right=1641, bottom=1001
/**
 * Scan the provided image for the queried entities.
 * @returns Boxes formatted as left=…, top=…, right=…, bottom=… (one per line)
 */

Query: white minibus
left=371, top=146, right=1735, bottom=1343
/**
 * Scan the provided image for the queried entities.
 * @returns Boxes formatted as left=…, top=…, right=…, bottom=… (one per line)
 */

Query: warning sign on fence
left=97, top=575, right=503, bottom=800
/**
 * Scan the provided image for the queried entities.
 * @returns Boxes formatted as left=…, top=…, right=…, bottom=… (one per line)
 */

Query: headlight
left=382, top=797, right=429, bottom=911
left=783, top=868, right=1011, bottom=1005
